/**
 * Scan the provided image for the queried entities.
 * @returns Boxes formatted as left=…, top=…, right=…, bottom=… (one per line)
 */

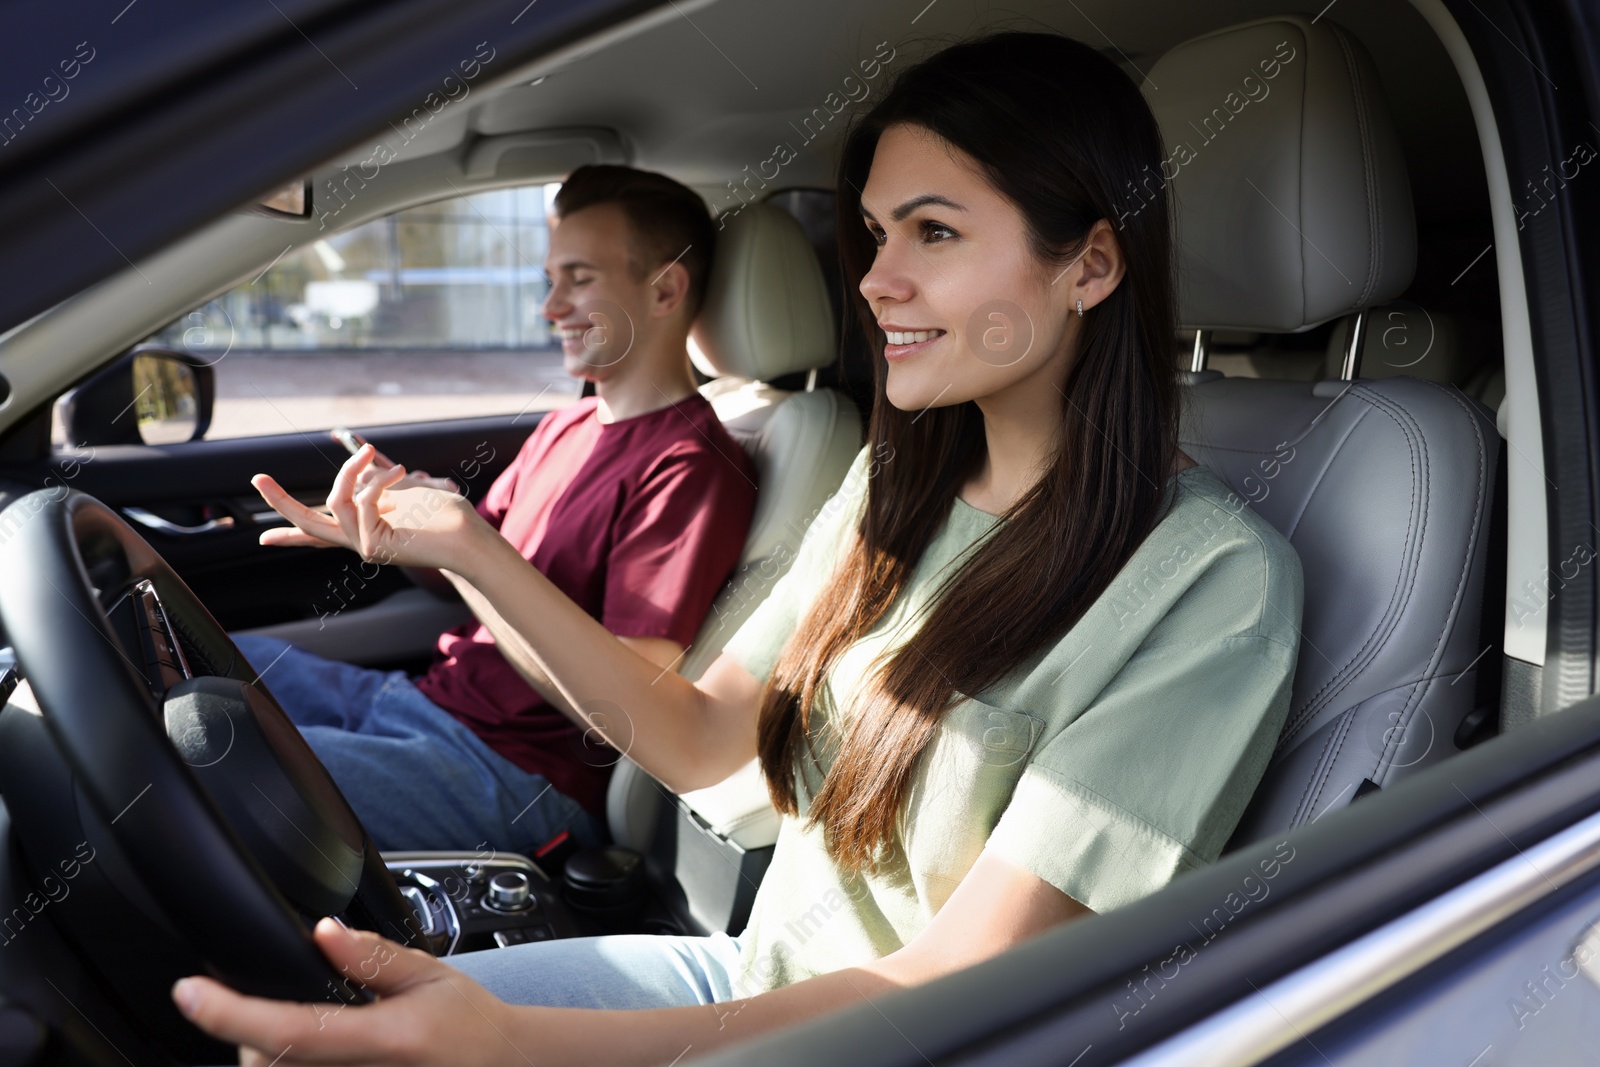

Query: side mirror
left=59, top=347, right=215, bottom=447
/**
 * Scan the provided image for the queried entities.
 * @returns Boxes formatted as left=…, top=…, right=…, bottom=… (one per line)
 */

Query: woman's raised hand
left=251, top=444, right=485, bottom=574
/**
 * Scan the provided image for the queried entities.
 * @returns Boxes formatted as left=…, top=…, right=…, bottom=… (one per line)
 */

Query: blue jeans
left=231, top=634, right=605, bottom=856
left=444, top=931, right=748, bottom=1009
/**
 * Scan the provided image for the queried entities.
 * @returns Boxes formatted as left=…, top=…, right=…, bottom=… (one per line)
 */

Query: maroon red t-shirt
left=413, top=392, right=757, bottom=818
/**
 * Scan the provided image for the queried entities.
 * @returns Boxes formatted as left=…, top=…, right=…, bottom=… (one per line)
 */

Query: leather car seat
left=1146, top=16, right=1502, bottom=843
left=604, top=203, right=861, bottom=931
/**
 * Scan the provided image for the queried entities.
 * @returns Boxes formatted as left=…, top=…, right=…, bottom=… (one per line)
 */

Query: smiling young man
left=234, top=165, right=758, bottom=857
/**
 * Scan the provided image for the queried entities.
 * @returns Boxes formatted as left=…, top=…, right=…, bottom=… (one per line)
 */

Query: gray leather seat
left=679, top=203, right=864, bottom=683
left=1147, top=16, right=1501, bottom=841
left=604, top=204, right=861, bottom=919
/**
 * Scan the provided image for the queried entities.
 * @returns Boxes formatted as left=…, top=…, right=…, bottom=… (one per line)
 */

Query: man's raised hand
left=343, top=433, right=461, bottom=495
left=252, top=444, right=485, bottom=573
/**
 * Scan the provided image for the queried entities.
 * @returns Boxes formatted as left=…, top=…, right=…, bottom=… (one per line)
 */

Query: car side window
left=143, top=184, right=578, bottom=440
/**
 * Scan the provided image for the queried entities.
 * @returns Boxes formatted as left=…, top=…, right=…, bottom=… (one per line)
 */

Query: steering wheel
left=0, top=489, right=427, bottom=1007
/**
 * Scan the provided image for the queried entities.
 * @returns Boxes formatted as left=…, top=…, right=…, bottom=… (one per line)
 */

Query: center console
left=382, top=851, right=582, bottom=955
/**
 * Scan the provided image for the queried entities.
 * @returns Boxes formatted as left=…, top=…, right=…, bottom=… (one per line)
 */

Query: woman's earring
left=1076, top=299, right=1084, bottom=318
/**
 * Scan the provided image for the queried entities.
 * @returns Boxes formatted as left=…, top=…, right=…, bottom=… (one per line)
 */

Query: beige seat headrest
left=1145, top=16, right=1417, bottom=332
left=691, top=203, right=835, bottom=382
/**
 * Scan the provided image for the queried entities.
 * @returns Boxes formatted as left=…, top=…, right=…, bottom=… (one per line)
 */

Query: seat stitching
left=1329, top=25, right=1381, bottom=305
left=1375, top=680, right=1434, bottom=786
left=1253, top=381, right=1489, bottom=835
left=1280, top=391, right=1422, bottom=745
left=1277, top=383, right=1425, bottom=747
left=1292, top=675, right=1439, bottom=826
left=1297, top=675, right=1439, bottom=826
left=1289, top=707, right=1346, bottom=824
left=1373, top=383, right=1490, bottom=771
left=1301, top=701, right=1362, bottom=824
left=1276, top=388, right=1419, bottom=741
left=1181, top=390, right=1369, bottom=542
left=1373, top=682, right=1425, bottom=785
left=1184, top=400, right=1380, bottom=748
left=1324, top=385, right=1433, bottom=745
left=1281, top=383, right=1488, bottom=760
left=1283, top=407, right=1368, bottom=543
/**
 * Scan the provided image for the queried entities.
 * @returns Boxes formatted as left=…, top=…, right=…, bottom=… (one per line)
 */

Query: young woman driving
left=175, top=31, right=1302, bottom=1067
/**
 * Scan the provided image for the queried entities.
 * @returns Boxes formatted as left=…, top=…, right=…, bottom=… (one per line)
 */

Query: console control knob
left=398, top=886, right=439, bottom=937
left=487, top=871, right=532, bottom=911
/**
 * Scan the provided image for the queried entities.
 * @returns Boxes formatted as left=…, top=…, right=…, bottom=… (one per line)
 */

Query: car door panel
left=1262, top=871, right=1600, bottom=1067
left=0, top=413, right=539, bottom=632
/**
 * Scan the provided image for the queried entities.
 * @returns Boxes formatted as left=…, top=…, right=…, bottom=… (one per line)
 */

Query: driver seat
left=1145, top=16, right=1502, bottom=843
left=604, top=203, right=861, bottom=933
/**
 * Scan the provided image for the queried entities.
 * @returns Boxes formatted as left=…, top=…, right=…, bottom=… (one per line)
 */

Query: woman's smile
left=881, top=324, right=947, bottom=360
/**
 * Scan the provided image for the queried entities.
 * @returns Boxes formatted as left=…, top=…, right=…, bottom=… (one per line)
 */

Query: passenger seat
left=604, top=204, right=860, bottom=933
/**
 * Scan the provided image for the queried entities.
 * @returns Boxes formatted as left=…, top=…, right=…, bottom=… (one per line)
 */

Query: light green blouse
left=723, top=447, right=1303, bottom=995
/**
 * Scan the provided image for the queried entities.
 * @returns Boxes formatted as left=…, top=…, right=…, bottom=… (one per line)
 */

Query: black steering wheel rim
left=0, top=488, right=424, bottom=1003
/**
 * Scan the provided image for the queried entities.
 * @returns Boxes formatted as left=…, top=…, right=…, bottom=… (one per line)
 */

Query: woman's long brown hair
left=757, top=32, right=1181, bottom=874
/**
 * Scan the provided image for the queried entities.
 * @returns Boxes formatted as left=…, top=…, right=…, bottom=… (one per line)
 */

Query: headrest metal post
left=1340, top=310, right=1368, bottom=381
left=804, top=367, right=818, bottom=392
left=1190, top=330, right=1211, bottom=373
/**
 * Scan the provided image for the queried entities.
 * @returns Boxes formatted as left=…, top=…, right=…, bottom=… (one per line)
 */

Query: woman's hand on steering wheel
left=173, top=919, right=522, bottom=1066
left=252, top=444, right=487, bottom=573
